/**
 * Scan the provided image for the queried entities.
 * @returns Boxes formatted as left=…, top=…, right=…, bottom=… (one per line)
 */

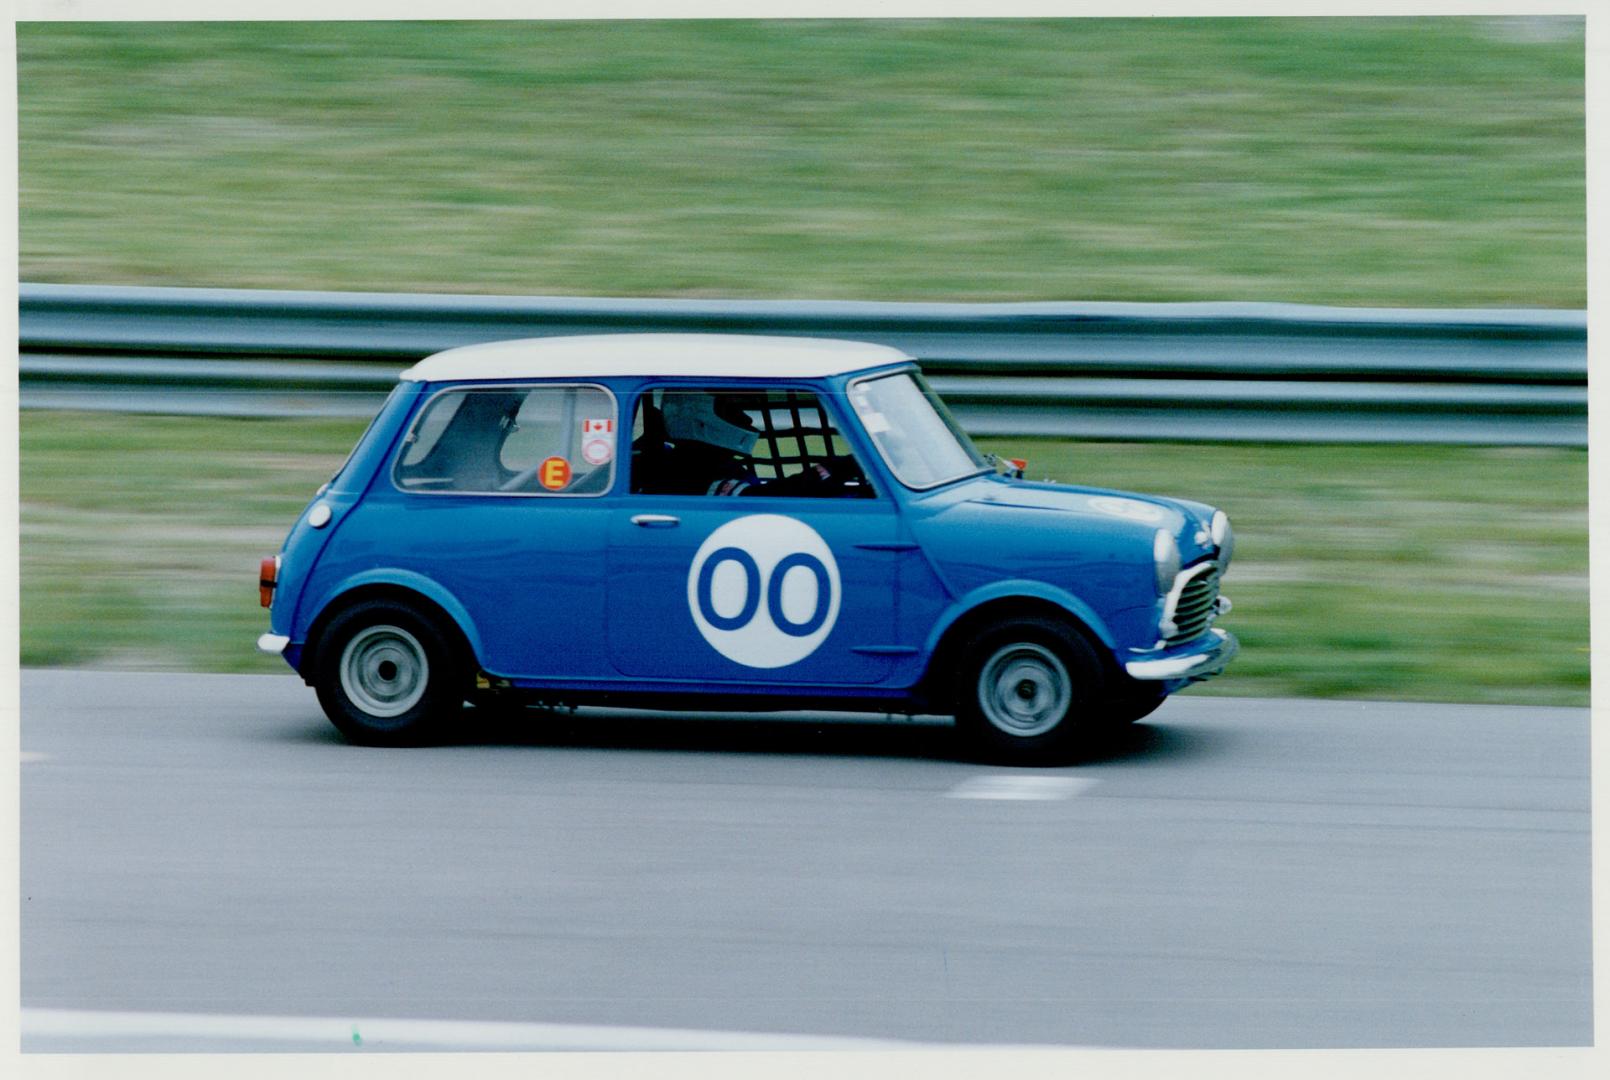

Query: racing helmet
left=661, top=393, right=758, bottom=454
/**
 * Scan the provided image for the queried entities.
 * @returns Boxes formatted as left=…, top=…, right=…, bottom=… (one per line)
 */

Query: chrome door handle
left=630, top=514, right=680, bottom=528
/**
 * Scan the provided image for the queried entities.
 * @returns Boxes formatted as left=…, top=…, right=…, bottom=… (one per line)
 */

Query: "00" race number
left=685, top=515, right=842, bottom=668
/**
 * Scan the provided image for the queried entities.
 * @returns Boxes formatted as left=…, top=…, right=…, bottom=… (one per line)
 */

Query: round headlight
left=1153, top=529, right=1181, bottom=596
left=1211, top=510, right=1234, bottom=570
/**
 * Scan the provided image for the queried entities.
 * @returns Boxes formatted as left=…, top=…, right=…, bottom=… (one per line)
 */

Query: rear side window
left=393, top=384, right=617, bottom=496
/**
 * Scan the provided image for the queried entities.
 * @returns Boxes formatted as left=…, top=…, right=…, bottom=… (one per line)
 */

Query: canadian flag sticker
left=581, top=418, right=616, bottom=466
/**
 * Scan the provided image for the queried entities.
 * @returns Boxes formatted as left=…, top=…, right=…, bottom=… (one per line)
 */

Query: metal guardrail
left=18, top=283, right=1588, bottom=445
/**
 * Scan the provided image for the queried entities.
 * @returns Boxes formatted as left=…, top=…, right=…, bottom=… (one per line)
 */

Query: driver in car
left=637, top=392, right=844, bottom=497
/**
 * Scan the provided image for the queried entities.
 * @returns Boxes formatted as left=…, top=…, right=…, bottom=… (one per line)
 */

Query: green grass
left=20, top=414, right=370, bottom=673
left=20, top=412, right=1587, bottom=706
left=15, top=18, right=1588, bottom=702
left=18, top=17, right=1584, bottom=306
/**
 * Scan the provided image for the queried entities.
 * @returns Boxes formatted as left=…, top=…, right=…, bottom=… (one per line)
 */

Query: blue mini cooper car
left=257, top=334, right=1236, bottom=762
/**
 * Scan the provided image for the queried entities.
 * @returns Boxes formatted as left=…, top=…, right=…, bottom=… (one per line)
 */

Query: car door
left=605, top=385, right=913, bottom=687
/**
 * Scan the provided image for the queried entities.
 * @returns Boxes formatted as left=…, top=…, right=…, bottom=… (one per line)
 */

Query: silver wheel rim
left=339, top=624, right=429, bottom=719
left=977, top=642, right=1072, bottom=738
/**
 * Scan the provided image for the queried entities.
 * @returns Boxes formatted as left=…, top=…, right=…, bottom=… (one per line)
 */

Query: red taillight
left=259, top=556, right=279, bottom=608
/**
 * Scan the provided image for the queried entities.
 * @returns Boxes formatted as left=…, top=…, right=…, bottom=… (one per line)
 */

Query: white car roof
left=400, top=333, right=914, bottom=382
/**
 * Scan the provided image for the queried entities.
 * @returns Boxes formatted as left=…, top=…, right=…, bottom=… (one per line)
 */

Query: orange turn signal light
left=259, top=556, right=279, bottom=608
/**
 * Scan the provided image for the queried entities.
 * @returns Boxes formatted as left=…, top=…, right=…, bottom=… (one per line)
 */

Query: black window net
left=746, top=390, right=840, bottom=480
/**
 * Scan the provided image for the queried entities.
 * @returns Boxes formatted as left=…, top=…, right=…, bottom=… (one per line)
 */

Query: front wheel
left=1103, top=681, right=1169, bottom=725
left=313, top=600, right=465, bottom=745
left=953, top=616, right=1105, bottom=764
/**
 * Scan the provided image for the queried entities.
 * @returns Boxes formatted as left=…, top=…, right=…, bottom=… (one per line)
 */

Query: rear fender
left=296, top=568, right=485, bottom=666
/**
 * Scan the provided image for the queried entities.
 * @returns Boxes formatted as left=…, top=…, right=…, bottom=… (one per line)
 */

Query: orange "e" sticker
left=539, top=456, right=572, bottom=491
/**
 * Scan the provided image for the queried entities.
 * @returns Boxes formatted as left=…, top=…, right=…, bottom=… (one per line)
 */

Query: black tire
left=1103, top=680, right=1169, bottom=725
left=952, top=615, right=1105, bottom=765
left=312, top=599, right=466, bottom=746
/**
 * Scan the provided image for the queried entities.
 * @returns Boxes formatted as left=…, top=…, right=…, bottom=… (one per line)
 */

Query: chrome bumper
left=1125, top=628, right=1238, bottom=682
left=256, top=633, right=290, bottom=656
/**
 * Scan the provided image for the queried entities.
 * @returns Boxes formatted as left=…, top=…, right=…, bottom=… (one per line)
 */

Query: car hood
left=973, top=476, right=1211, bottom=524
left=923, top=475, right=1220, bottom=563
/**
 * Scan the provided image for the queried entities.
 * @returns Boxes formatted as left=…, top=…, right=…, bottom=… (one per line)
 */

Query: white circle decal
left=686, top=514, right=842, bottom=669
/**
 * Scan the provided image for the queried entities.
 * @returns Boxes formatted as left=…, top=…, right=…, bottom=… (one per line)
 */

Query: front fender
left=922, top=579, right=1119, bottom=659
left=295, top=567, right=487, bottom=663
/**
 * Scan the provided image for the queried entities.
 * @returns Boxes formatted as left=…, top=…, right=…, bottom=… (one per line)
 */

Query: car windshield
left=848, top=371, right=990, bottom=489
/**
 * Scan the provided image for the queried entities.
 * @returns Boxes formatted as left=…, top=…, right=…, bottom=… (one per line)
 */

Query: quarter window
left=393, top=385, right=617, bottom=495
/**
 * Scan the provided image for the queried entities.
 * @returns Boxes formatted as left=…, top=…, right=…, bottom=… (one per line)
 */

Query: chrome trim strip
left=1125, top=629, right=1238, bottom=681
left=257, top=633, right=290, bottom=656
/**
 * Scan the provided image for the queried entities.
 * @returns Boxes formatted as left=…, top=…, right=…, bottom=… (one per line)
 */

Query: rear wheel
left=313, top=600, right=466, bottom=745
left=953, top=616, right=1105, bottom=764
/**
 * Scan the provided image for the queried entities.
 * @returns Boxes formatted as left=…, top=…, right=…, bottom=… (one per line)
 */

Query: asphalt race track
left=20, top=669, right=1592, bottom=1051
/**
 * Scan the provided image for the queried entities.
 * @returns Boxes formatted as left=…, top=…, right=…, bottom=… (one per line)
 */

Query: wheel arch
left=298, top=573, right=482, bottom=681
left=918, top=585, right=1118, bottom=709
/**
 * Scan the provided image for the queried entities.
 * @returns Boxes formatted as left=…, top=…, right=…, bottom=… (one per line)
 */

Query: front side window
left=848, top=371, right=989, bottom=490
left=631, top=387, right=874, bottom=498
left=394, top=384, right=617, bottom=495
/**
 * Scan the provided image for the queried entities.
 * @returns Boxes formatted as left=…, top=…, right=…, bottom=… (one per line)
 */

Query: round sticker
left=686, top=515, right=841, bottom=669
left=582, top=437, right=614, bottom=466
left=1087, top=495, right=1167, bottom=524
left=538, top=456, right=572, bottom=491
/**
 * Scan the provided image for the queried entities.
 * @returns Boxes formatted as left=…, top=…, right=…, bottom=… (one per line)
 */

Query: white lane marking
left=947, top=775, right=1097, bottom=801
left=20, top=1007, right=1012, bottom=1051
left=21, top=752, right=48, bottom=764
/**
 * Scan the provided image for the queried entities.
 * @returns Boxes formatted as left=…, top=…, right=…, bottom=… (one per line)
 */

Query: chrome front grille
left=1162, top=562, right=1222, bottom=643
